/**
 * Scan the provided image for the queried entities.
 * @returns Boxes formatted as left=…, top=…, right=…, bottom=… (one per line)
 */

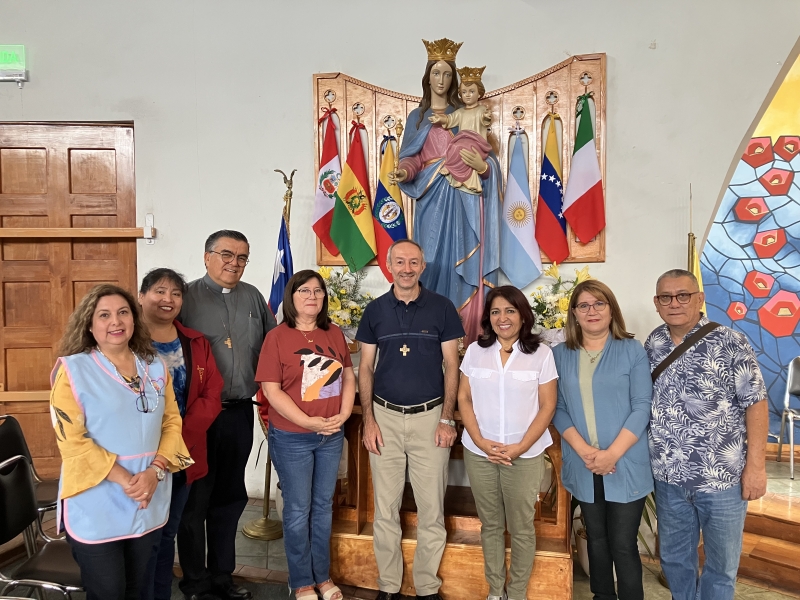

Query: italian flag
left=563, top=94, right=605, bottom=243
left=330, top=122, right=377, bottom=271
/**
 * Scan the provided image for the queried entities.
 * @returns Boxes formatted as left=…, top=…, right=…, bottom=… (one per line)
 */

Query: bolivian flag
left=330, top=122, right=377, bottom=271
left=373, top=136, right=408, bottom=281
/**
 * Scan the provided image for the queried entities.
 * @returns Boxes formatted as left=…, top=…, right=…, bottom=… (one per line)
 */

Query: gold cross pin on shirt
left=224, top=337, right=232, bottom=349
left=400, top=344, right=410, bottom=356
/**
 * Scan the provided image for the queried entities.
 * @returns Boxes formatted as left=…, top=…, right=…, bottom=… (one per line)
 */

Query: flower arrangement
left=317, top=266, right=373, bottom=332
left=529, top=264, right=592, bottom=329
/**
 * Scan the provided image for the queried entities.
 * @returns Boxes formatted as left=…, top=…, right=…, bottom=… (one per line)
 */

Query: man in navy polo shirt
left=356, top=239, right=464, bottom=600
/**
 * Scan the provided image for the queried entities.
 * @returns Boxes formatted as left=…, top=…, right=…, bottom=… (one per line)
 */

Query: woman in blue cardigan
left=552, top=280, right=653, bottom=600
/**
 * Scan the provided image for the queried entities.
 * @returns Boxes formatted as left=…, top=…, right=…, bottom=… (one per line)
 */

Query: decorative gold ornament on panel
left=313, top=44, right=606, bottom=268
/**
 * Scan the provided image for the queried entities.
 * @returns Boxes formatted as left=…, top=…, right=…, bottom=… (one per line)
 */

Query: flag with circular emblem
left=372, top=135, right=408, bottom=282
left=500, top=132, right=542, bottom=288
left=330, top=121, right=377, bottom=271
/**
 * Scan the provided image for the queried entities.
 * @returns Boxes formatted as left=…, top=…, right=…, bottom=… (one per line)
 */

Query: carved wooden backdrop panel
left=314, top=53, right=606, bottom=267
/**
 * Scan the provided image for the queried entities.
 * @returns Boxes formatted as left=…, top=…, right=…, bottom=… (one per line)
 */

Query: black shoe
left=416, top=595, right=443, bottom=600
left=212, top=581, right=253, bottom=600
left=376, top=592, right=402, bottom=600
left=184, top=594, right=222, bottom=600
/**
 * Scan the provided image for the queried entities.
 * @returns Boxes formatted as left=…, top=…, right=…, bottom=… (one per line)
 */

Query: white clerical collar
left=222, top=287, right=232, bottom=294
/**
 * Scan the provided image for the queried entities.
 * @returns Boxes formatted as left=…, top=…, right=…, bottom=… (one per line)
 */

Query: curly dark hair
left=58, top=284, right=156, bottom=361
left=477, top=286, right=541, bottom=354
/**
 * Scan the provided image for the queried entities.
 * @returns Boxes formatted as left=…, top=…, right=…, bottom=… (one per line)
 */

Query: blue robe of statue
left=398, top=106, right=502, bottom=313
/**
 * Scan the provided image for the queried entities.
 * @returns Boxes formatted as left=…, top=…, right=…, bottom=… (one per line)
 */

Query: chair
left=777, top=357, right=800, bottom=479
left=0, top=415, right=61, bottom=552
left=0, top=455, right=82, bottom=598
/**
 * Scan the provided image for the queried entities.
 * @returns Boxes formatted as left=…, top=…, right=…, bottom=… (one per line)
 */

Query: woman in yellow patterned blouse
left=50, top=284, right=192, bottom=600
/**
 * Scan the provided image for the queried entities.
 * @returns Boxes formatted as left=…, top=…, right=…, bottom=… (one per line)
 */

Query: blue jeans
left=141, top=471, right=192, bottom=600
left=654, top=480, right=747, bottom=600
left=268, top=424, right=344, bottom=590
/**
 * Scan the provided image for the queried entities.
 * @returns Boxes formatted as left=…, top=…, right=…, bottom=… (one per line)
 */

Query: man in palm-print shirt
left=645, top=269, right=768, bottom=600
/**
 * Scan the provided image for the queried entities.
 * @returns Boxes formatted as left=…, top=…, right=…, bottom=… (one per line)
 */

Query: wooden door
left=0, top=123, right=138, bottom=478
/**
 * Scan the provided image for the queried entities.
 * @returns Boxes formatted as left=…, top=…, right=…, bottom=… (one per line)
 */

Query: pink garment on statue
left=397, top=125, right=454, bottom=180
left=443, top=130, right=492, bottom=184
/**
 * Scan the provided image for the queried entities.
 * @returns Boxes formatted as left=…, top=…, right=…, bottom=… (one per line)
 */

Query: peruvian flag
left=312, top=109, right=342, bottom=255
left=563, top=94, right=605, bottom=243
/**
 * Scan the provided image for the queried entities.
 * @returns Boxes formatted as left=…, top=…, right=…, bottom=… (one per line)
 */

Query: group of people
left=51, top=230, right=276, bottom=600
left=352, top=239, right=767, bottom=600
left=48, top=231, right=767, bottom=600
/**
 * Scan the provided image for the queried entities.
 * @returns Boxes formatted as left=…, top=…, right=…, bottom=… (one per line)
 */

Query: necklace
left=204, top=282, right=238, bottom=349
left=297, top=326, right=317, bottom=344
left=583, top=348, right=604, bottom=364
left=97, top=348, right=161, bottom=412
left=393, top=296, right=419, bottom=358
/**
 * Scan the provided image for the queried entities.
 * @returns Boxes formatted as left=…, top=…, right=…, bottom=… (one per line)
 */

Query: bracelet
left=151, top=459, right=167, bottom=471
left=439, top=418, right=456, bottom=427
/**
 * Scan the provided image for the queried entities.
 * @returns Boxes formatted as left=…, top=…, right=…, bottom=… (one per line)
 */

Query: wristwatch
left=149, top=464, right=166, bottom=481
left=439, top=419, right=456, bottom=427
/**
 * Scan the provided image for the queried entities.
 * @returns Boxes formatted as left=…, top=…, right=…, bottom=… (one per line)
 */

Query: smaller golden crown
left=423, top=38, right=462, bottom=62
left=457, top=66, right=486, bottom=84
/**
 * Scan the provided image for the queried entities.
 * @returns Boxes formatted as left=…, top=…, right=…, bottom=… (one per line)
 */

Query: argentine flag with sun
left=500, top=132, right=543, bottom=287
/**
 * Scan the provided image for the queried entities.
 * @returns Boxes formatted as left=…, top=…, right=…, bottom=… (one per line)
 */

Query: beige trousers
left=369, top=402, right=451, bottom=595
left=464, top=449, right=545, bottom=600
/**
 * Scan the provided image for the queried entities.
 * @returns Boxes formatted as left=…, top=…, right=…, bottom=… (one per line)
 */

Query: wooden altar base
left=331, top=410, right=573, bottom=600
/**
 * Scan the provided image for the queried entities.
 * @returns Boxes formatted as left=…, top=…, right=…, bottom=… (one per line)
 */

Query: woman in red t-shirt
left=255, top=270, right=355, bottom=600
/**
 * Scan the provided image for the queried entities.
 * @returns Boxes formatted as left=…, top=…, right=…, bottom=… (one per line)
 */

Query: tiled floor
left=18, top=458, right=800, bottom=598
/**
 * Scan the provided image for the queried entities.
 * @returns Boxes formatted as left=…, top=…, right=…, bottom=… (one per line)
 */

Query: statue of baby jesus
left=429, top=65, right=493, bottom=194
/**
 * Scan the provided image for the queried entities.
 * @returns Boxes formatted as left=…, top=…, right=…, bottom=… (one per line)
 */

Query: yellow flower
left=555, top=317, right=564, bottom=328
left=318, top=266, right=331, bottom=280
left=574, top=265, right=591, bottom=284
left=558, top=297, right=570, bottom=312
left=341, top=266, right=349, bottom=274
left=329, top=296, right=342, bottom=310
left=543, top=263, right=560, bottom=279
left=340, top=288, right=347, bottom=294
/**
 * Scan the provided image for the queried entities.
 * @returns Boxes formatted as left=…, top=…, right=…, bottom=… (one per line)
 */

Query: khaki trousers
left=464, top=449, right=545, bottom=600
left=370, top=402, right=451, bottom=595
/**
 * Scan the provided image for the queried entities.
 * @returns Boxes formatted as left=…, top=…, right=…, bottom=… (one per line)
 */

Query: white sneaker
left=487, top=595, right=507, bottom=600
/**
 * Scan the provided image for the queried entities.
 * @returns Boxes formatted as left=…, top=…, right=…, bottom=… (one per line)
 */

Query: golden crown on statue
left=422, top=38, right=463, bottom=62
left=456, top=66, right=486, bottom=84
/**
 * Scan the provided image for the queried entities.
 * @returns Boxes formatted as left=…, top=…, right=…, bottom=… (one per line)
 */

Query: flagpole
left=243, top=169, right=296, bottom=542
left=688, top=183, right=694, bottom=270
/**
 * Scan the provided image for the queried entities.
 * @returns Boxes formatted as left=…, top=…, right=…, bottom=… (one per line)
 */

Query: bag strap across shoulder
left=651, top=321, right=720, bottom=383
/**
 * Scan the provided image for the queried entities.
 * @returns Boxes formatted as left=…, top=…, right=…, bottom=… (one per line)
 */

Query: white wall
left=2, top=0, right=799, bottom=496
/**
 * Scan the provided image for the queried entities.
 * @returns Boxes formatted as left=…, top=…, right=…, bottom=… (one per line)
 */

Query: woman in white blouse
left=458, top=286, right=558, bottom=600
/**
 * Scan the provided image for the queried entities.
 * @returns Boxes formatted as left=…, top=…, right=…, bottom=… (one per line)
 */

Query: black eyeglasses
left=127, top=374, right=161, bottom=413
left=656, top=292, right=700, bottom=306
left=209, top=250, right=250, bottom=267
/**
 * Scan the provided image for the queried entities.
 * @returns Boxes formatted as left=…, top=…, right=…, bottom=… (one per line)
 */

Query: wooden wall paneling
left=0, top=148, right=47, bottom=194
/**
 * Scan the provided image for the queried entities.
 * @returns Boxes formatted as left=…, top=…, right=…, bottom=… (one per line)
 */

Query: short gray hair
left=656, top=269, right=699, bottom=291
left=386, top=238, right=425, bottom=264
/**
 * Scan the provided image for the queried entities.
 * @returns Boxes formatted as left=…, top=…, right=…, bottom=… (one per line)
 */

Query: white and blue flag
left=500, top=132, right=543, bottom=288
left=268, top=216, right=294, bottom=323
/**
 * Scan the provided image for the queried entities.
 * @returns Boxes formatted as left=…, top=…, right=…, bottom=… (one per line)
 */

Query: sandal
left=318, top=579, right=344, bottom=600
left=295, top=585, right=318, bottom=599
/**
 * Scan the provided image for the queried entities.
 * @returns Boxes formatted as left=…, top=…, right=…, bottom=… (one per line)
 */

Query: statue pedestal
left=329, top=402, right=573, bottom=599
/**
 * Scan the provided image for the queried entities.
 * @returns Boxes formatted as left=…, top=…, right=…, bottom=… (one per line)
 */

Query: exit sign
left=0, top=45, right=26, bottom=81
